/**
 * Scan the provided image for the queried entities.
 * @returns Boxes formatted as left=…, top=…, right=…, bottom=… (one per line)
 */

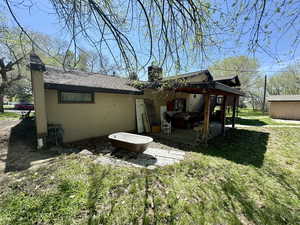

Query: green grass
left=3, top=105, right=15, bottom=109
left=1, top=127, right=300, bottom=225
left=235, top=116, right=300, bottom=126
left=0, top=112, right=19, bottom=120
left=234, top=108, right=300, bottom=126
left=238, top=108, right=265, bottom=117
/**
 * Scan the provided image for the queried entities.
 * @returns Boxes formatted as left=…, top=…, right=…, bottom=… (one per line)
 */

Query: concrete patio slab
left=94, top=147, right=186, bottom=169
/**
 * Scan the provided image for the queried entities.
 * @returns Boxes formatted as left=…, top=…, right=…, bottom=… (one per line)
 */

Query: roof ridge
left=163, top=69, right=210, bottom=80
left=43, top=65, right=141, bottom=94
left=45, top=65, right=128, bottom=80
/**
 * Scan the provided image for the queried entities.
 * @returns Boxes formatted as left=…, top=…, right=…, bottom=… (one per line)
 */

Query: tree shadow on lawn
left=235, top=117, right=267, bottom=126
left=199, top=128, right=269, bottom=167
left=153, top=128, right=269, bottom=168
left=4, top=118, right=61, bottom=173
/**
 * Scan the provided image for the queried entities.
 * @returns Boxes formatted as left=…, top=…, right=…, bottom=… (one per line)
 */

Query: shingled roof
left=214, top=75, right=241, bottom=87
left=268, top=95, right=300, bottom=102
left=43, top=66, right=143, bottom=95
left=163, top=70, right=213, bottom=81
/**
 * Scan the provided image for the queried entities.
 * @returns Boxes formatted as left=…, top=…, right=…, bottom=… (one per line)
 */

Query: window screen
left=59, top=91, right=94, bottom=103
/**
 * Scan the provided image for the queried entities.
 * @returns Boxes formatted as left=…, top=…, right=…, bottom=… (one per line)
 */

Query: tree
left=209, top=56, right=263, bottom=109
left=5, top=0, right=300, bottom=75
left=77, top=50, right=89, bottom=72
left=5, top=79, right=32, bottom=103
left=209, top=56, right=260, bottom=92
left=268, top=64, right=300, bottom=95
left=0, top=55, right=23, bottom=113
left=0, top=18, right=69, bottom=111
left=0, top=20, right=26, bottom=112
left=0, top=7, right=124, bottom=112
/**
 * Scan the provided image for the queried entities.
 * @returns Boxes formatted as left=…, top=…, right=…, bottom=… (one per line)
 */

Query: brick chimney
left=148, top=66, right=163, bottom=82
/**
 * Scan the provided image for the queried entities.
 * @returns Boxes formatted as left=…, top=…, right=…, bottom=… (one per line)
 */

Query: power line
left=212, top=68, right=300, bottom=73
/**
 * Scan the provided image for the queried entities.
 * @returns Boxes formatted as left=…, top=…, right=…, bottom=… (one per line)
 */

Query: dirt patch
left=64, top=136, right=115, bottom=154
left=65, top=135, right=188, bottom=169
left=0, top=119, right=59, bottom=177
left=94, top=147, right=185, bottom=169
left=0, top=120, right=20, bottom=172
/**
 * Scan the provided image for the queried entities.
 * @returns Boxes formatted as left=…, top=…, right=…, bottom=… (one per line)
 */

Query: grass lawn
left=237, top=108, right=265, bottom=117
left=0, top=112, right=19, bottom=120
left=3, top=105, right=15, bottom=109
left=234, top=108, right=300, bottom=126
left=1, top=127, right=300, bottom=225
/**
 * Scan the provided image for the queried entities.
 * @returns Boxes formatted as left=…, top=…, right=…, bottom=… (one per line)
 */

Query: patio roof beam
left=174, top=81, right=244, bottom=96
left=221, top=95, right=227, bottom=136
left=232, top=96, right=237, bottom=128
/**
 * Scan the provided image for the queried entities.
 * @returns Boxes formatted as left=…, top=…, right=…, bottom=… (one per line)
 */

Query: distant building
left=268, top=95, right=300, bottom=120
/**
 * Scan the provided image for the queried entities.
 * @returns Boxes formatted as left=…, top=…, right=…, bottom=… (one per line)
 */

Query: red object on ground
left=15, top=103, right=34, bottom=110
left=167, top=101, right=174, bottom=111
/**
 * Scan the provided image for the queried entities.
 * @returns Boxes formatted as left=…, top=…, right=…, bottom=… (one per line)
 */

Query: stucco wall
left=31, top=70, right=48, bottom=137
left=187, top=94, right=204, bottom=112
left=269, top=101, right=300, bottom=120
left=45, top=89, right=137, bottom=142
left=139, top=89, right=191, bottom=122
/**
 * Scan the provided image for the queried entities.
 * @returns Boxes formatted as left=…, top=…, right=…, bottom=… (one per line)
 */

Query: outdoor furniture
left=161, top=120, right=172, bottom=135
left=108, top=132, right=153, bottom=153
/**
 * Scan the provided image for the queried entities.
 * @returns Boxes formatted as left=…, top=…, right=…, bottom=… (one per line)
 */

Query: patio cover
left=173, top=81, right=243, bottom=145
left=174, top=81, right=244, bottom=96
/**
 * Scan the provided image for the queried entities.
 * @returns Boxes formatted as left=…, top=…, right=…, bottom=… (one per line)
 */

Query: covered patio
left=163, top=81, right=244, bottom=144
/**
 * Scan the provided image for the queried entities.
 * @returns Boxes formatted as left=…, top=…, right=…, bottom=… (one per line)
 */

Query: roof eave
left=45, top=83, right=143, bottom=95
left=175, top=81, right=244, bottom=96
left=163, top=70, right=212, bottom=81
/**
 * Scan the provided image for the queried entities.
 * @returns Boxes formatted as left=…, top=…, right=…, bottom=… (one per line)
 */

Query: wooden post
left=262, top=75, right=267, bottom=113
left=232, top=96, right=237, bottom=128
left=221, top=95, right=227, bottom=135
left=202, top=94, right=211, bottom=144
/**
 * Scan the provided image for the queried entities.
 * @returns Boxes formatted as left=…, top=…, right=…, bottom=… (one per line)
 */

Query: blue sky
left=3, top=0, right=300, bottom=78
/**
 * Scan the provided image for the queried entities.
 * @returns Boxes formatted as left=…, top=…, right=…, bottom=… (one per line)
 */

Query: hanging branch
left=4, top=0, right=300, bottom=74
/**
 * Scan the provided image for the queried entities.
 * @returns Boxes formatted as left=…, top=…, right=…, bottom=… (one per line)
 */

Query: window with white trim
left=59, top=91, right=94, bottom=103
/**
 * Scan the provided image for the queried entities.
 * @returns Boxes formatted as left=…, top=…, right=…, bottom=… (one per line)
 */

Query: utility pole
left=262, top=75, right=267, bottom=113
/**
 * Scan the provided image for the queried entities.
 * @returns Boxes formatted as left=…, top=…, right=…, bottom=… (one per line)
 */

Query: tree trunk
left=0, top=88, right=4, bottom=113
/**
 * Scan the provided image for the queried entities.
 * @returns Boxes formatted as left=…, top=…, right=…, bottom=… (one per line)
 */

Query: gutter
left=44, top=83, right=144, bottom=95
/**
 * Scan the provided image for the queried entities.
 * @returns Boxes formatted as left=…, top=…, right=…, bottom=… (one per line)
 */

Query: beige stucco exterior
left=31, top=69, right=48, bottom=137
left=45, top=89, right=137, bottom=142
left=45, top=88, right=206, bottom=142
left=269, top=101, right=300, bottom=120
left=32, top=65, right=220, bottom=143
left=139, top=89, right=195, bottom=122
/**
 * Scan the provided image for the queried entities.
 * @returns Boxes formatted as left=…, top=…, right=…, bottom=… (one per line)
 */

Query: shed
left=268, top=95, right=300, bottom=120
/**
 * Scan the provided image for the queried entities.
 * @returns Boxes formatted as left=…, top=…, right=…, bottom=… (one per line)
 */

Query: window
left=59, top=91, right=94, bottom=103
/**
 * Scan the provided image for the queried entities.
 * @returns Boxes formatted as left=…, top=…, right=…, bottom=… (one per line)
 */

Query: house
left=29, top=53, right=243, bottom=148
left=268, top=95, right=300, bottom=120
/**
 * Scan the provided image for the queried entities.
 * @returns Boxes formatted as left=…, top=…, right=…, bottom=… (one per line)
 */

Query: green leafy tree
left=209, top=56, right=263, bottom=109
left=77, top=50, right=89, bottom=72
left=268, top=64, right=300, bottom=95
left=0, top=20, right=25, bottom=112
left=209, top=56, right=260, bottom=93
